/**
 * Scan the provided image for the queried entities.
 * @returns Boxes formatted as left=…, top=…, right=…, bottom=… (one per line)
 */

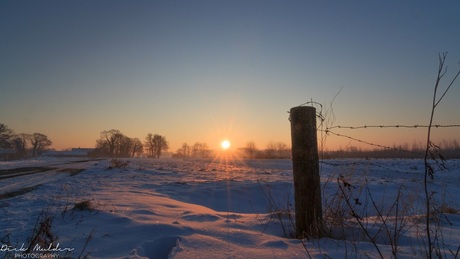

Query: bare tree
left=175, top=143, right=191, bottom=158
left=95, top=130, right=142, bottom=158
left=130, top=138, right=143, bottom=157
left=98, top=129, right=125, bottom=157
left=192, top=142, right=209, bottom=158
left=276, top=141, right=289, bottom=158
left=245, top=141, right=257, bottom=159
left=145, top=133, right=168, bottom=158
left=265, top=141, right=277, bottom=158
left=11, top=133, right=30, bottom=158
left=181, top=142, right=191, bottom=157
left=423, top=52, right=460, bottom=258
left=144, top=133, right=154, bottom=157
left=29, top=133, right=52, bottom=157
left=0, top=123, right=14, bottom=148
left=95, top=138, right=110, bottom=156
left=264, top=141, right=290, bottom=159
left=119, top=135, right=133, bottom=157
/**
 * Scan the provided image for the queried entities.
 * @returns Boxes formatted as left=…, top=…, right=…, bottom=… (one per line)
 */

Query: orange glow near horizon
left=211, top=144, right=248, bottom=175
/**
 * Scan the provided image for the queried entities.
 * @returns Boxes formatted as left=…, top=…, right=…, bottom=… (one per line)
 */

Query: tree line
left=0, top=123, right=52, bottom=159
left=0, top=123, right=293, bottom=160
left=93, top=129, right=169, bottom=158
left=92, top=129, right=294, bottom=159
left=321, top=140, right=460, bottom=159
left=174, top=140, right=292, bottom=159
left=6, top=122, right=459, bottom=160
left=238, top=141, right=291, bottom=159
left=173, top=142, right=211, bottom=158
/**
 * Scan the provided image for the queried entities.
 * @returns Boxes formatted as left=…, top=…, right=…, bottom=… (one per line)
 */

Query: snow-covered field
left=1, top=157, right=459, bottom=258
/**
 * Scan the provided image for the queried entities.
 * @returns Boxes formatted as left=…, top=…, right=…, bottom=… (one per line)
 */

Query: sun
left=221, top=140, right=231, bottom=150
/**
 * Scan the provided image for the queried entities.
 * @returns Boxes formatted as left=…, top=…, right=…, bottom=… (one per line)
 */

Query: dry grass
left=73, top=200, right=94, bottom=211
left=106, top=158, right=130, bottom=170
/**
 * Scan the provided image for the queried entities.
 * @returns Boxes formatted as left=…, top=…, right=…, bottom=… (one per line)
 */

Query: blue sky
left=1, top=1, right=459, bottom=151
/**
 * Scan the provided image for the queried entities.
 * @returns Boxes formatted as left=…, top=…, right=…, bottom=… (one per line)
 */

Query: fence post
left=290, top=106, right=323, bottom=238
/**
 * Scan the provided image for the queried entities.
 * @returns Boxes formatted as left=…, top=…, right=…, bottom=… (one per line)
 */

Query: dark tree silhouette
left=95, top=130, right=142, bottom=157
left=191, top=142, right=209, bottom=158
left=11, top=133, right=30, bottom=158
left=130, top=138, right=143, bottom=157
left=145, top=133, right=168, bottom=158
left=99, top=129, right=124, bottom=157
left=0, top=123, right=13, bottom=148
left=245, top=141, right=257, bottom=159
left=30, top=133, right=52, bottom=157
left=175, top=142, right=191, bottom=158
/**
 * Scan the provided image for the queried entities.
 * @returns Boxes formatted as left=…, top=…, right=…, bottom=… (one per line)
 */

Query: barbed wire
left=322, top=124, right=459, bottom=154
left=327, top=124, right=460, bottom=130
left=287, top=100, right=325, bottom=122
left=288, top=100, right=459, bottom=157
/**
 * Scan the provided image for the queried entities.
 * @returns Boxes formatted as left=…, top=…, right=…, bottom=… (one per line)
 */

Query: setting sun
left=221, top=140, right=231, bottom=150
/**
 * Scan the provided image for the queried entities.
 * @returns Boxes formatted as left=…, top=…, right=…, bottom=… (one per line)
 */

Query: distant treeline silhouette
left=0, top=123, right=52, bottom=160
left=320, top=140, right=460, bottom=159
left=173, top=141, right=292, bottom=159
left=2, top=123, right=460, bottom=160
left=92, top=129, right=168, bottom=158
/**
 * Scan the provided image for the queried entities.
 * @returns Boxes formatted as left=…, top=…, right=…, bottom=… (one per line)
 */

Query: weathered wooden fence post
left=290, top=106, right=323, bottom=238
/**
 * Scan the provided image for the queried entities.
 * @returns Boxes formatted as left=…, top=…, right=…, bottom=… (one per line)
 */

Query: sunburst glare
left=221, top=140, right=231, bottom=150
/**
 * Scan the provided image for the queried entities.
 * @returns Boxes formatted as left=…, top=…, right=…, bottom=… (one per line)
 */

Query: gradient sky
left=1, top=1, right=460, bottom=152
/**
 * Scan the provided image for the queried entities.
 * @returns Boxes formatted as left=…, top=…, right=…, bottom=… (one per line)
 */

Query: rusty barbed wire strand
left=322, top=124, right=459, bottom=155
left=289, top=100, right=459, bottom=158
left=287, top=100, right=325, bottom=122
left=327, top=124, right=460, bottom=130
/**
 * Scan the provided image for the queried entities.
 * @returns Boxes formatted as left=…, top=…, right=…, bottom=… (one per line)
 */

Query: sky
left=1, top=0, right=460, bottom=152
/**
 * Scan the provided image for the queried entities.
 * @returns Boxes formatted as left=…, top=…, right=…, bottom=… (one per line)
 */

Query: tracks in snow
left=0, top=158, right=105, bottom=200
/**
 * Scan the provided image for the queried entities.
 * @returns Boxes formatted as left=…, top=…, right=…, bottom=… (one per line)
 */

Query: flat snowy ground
left=1, top=157, right=459, bottom=258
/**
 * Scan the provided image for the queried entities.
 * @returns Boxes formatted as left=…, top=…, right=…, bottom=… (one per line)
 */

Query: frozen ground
left=0, top=157, right=459, bottom=258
